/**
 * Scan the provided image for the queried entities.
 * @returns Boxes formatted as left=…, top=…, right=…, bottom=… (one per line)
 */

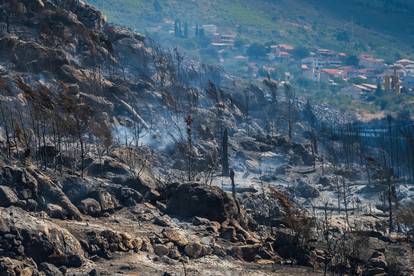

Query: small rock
left=365, top=267, right=386, bottom=276
left=212, top=244, right=226, bottom=257
left=154, top=244, right=169, bottom=257
left=156, top=201, right=167, bottom=213
left=168, top=247, right=181, bottom=260
left=17, top=245, right=25, bottom=255
left=318, top=176, right=331, bottom=187
left=26, top=199, right=38, bottom=211
left=39, top=262, right=63, bottom=276
left=221, top=226, right=237, bottom=242
left=162, top=228, right=188, bottom=247
left=154, top=215, right=174, bottom=227
left=232, top=244, right=261, bottom=262
left=120, top=188, right=143, bottom=206
left=79, top=198, right=102, bottom=216
left=94, top=191, right=119, bottom=212
left=141, top=237, right=153, bottom=254
left=46, top=204, right=65, bottom=219
left=192, top=216, right=211, bottom=226
left=207, top=221, right=221, bottom=233
left=184, top=242, right=204, bottom=259
left=369, top=257, right=387, bottom=269
left=293, top=180, right=320, bottom=198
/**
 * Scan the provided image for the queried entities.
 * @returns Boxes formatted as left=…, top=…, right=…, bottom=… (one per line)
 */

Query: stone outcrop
left=0, top=207, right=84, bottom=268
left=166, top=183, right=243, bottom=224
left=82, top=229, right=142, bottom=259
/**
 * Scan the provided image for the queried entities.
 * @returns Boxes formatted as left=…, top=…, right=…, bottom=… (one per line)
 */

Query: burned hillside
left=0, top=0, right=413, bottom=275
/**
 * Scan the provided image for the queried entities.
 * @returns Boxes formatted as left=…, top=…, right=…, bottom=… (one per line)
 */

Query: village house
left=276, top=44, right=295, bottom=53
left=338, top=66, right=359, bottom=80
left=234, top=55, right=248, bottom=61
left=302, top=64, right=320, bottom=82
left=395, top=59, right=414, bottom=68
left=276, top=51, right=291, bottom=62
left=351, top=83, right=377, bottom=96
left=211, top=32, right=236, bottom=50
left=211, top=42, right=233, bottom=50
left=202, top=24, right=218, bottom=35
left=405, top=64, right=414, bottom=76
left=301, top=54, right=343, bottom=70
left=213, top=33, right=236, bottom=44
left=339, top=82, right=381, bottom=100
left=357, top=68, right=378, bottom=82
left=320, top=68, right=344, bottom=82
left=301, top=56, right=319, bottom=68
left=393, top=59, right=414, bottom=79
left=268, top=44, right=294, bottom=62
left=317, top=48, right=336, bottom=57
left=359, top=54, right=386, bottom=71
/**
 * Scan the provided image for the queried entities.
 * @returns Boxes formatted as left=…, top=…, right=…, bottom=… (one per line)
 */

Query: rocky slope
left=0, top=0, right=413, bottom=275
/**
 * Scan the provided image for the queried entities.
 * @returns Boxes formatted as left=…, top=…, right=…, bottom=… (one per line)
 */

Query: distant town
left=152, top=19, right=414, bottom=102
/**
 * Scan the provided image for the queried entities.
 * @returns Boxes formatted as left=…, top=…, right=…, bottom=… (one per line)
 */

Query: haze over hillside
left=88, top=0, right=414, bottom=61
left=87, top=0, right=414, bottom=118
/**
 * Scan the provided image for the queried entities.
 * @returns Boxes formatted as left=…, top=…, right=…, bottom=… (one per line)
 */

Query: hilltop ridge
left=88, top=0, right=414, bottom=61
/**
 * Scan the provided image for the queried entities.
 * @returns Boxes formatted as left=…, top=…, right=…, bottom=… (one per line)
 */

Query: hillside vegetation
left=87, top=0, right=414, bottom=61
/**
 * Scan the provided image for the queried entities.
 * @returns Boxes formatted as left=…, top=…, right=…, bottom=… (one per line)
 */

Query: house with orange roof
left=270, top=44, right=295, bottom=59
left=278, top=44, right=294, bottom=51
left=320, top=68, right=344, bottom=82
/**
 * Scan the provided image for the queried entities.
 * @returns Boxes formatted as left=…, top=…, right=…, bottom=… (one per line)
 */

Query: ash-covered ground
left=0, top=1, right=413, bottom=275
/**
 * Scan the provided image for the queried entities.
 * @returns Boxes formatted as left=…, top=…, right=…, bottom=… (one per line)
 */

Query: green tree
left=345, top=55, right=359, bottom=66
left=291, top=46, right=310, bottom=59
left=246, top=43, right=268, bottom=60
left=184, top=22, right=189, bottom=38
left=336, top=31, right=350, bottom=42
left=153, top=0, right=162, bottom=12
left=174, top=19, right=180, bottom=37
left=375, top=82, right=383, bottom=97
left=234, top=36, right=248, bottom=49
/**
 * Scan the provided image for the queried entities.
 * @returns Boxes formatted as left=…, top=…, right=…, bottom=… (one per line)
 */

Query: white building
left=301, top=56, right=342, bottom=69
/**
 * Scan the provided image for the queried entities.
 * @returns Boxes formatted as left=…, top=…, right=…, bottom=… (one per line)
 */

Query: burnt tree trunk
left=387, top=170, right=394, bottom=233
left=222, top=128, right=229, bottom=176
left=230, top=169, right=240, bottom=215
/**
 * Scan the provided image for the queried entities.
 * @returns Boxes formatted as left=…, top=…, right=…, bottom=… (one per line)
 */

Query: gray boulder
left=294, top=180, right=320, bottom=198
left=79, top=198, right=102, bottom=216
left=166, top=183, right=245, bottom=225
left=184, top=242, right=205, bottom=259
left=90, top=190, right=119, bottom=213
left=46, top=203, right=65, bottom=219
left=154, top=244, right=169, bottom=257
left=0, top=186, right=19, bottom=207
